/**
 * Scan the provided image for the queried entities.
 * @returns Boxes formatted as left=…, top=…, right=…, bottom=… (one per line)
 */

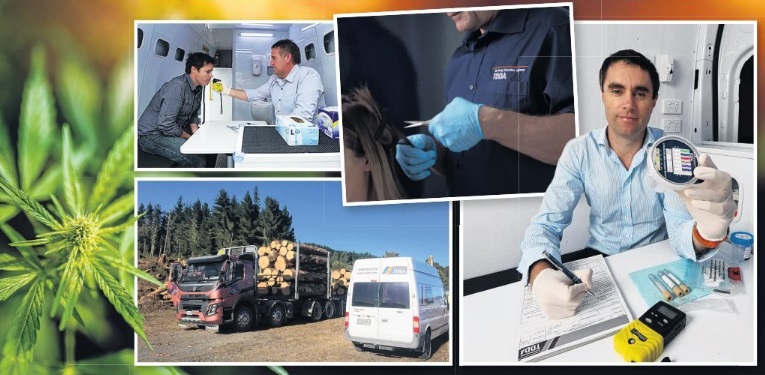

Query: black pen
left=542, top=250, right=596, bottom=297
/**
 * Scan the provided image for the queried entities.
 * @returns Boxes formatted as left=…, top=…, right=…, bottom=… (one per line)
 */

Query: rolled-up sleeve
left=662, top=190, right=715, bottom=261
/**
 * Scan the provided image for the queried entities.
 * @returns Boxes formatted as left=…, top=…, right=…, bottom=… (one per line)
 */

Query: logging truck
left=166, top=240, right=343, bottom=332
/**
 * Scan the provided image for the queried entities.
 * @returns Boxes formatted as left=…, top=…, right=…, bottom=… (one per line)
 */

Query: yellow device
left=614, top=301, right=686, bottom=362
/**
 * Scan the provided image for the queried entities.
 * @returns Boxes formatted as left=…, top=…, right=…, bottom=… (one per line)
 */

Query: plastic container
left=646, top=135, right=700, bottom=192
left=729, top=231, right=754, bottom=261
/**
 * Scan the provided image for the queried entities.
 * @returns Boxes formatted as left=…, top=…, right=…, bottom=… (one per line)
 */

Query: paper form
left=518, top=254, right=632, bottom=362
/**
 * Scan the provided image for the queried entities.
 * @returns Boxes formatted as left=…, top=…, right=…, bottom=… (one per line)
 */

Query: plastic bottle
left=729, top=231, right=754, bottom=261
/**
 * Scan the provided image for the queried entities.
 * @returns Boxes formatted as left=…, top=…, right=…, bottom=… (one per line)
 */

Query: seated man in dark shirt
left=137, top=52, right=214, bottom=168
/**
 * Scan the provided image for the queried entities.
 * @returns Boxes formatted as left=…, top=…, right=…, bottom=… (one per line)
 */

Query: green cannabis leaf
left=0, top=123, right=161, bottom=375
left=0, top=44, right=61, bottom=225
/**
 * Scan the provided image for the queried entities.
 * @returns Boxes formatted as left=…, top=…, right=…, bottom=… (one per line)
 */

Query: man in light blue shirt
left=217, top=39, right=325, bottom=122
left=519, top=49, right=736, bottom=319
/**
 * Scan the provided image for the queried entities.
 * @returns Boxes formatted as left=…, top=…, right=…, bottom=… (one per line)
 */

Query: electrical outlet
left=662, top=118, right=682, bottom=133
left=663, top=99, right=682, bottom=114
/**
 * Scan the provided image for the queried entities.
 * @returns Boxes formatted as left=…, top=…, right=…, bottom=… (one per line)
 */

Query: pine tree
left=212, top=189, right=235, bottom=249
left=237, top=190, right=260, bottom=245
left=278, top=205, right=295, bottom=241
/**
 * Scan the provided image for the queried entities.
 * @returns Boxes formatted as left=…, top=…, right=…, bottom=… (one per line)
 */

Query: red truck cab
left=170, top=253, right=258, bottom=332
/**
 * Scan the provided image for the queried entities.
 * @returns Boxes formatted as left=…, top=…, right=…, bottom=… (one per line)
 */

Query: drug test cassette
left=275, top=115, right=319, bottom=146
left=646, top=135, right=700, bottom=192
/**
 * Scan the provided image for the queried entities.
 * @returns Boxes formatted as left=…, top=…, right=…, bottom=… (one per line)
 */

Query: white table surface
left=180, top=121, right=266, bottom=154
left=461, top=240, right=755, bottom=365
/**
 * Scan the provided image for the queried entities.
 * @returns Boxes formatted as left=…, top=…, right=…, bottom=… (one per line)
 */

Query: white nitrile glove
left=680, top=154, right=736, bottom=242
left=213, top=81, right=231, bottom=95
left=395, top=134, right=437, bottom=181
left=532, top=268, right=593, bottom=320
left=428, top=97, right=484, bottom=152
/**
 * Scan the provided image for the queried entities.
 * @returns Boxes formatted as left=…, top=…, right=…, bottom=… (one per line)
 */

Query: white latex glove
left=531, top=268, right=593, bottom=319
left=680, top=154, right=736, bottom=241
left=213, top=81, right=231, bottom=95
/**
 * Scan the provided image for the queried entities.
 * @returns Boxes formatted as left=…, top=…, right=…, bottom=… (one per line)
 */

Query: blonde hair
left=342, top=86, right=405, bottom=201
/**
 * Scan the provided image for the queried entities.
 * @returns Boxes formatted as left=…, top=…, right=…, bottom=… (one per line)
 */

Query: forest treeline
left=137, top=188, right=449, bottom=290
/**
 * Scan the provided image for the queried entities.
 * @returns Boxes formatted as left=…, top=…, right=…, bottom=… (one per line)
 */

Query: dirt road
left=136, top=302, right=450, bottom=364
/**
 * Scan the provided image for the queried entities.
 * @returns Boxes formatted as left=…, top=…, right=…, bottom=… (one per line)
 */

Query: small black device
left=613, top=300, right=686, bottom=362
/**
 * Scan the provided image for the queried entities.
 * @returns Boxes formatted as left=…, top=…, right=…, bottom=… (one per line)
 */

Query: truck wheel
left=269, top=304, right=285, bottom=327
left=233, top=305, right=254, bottom=332
left=310, top=302, right=323, bottom=321
left=419, top=331, right=432, bottom=360
left=324, top=301, right=335, bottom=319
left=353, top=342, right=365, bottom=352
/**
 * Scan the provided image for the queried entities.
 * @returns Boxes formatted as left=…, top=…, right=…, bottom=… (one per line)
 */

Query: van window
left=351, top=282, right=379, bottom=307
left=421, top=286, right=434, bottom=305
left=304, top=43, right=316, bottom=61
left=323, top=30, right=334, bottom=54
left=155, top=38, right=169, bottom=57
left=351, top=282, right=410, bottom=309
left=380, top=282, right=409, bottom=309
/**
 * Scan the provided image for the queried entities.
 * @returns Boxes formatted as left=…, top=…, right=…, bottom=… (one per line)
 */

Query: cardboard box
left=316, top=106, right=339, bottom=139
left=275, top=115, right=319, bottom=146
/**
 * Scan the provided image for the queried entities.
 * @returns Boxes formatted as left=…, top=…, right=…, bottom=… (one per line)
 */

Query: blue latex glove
left=395, top=134, right=437, bottom=181
left=428, top=97, right=484, bottom=152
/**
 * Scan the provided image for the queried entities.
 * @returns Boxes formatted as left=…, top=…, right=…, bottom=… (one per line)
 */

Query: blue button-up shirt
left=444, top=8, right=575, bottom=196
left=244, top=64, right=324, bottom=122
left=518, top=126, right=706, bottom=284
left=138, top=74, right=202, bottom=137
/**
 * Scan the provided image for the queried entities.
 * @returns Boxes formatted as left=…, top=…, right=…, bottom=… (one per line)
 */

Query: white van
left=344, top=257, right=449, bottom=359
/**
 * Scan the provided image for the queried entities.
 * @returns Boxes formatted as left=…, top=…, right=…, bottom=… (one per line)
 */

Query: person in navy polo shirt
left=395, top=7, right=576, bottom=196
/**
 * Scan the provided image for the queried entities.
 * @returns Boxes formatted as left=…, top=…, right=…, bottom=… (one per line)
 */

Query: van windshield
left=351, top=282, right=409, bottom=309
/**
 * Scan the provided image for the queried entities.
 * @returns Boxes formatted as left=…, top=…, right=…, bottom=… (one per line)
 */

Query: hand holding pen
left=531, top=251, right=594, bottom=319
left=542, top=250, right=596, bottom=297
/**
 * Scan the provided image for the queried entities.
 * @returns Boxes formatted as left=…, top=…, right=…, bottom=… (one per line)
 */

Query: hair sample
left=342, top=86, right=406, bottom=201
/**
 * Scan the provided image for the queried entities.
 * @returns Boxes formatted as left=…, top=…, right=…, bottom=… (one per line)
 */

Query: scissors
left=404, top=120, right=431, bottom=129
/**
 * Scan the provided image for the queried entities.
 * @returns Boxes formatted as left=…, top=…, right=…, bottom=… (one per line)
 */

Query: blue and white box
left=316, top=106, right=339, bottom=139
left=276, top=115, right=319, bottom=146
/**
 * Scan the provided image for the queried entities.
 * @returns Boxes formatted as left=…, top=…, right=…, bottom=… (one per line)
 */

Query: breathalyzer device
left=613, top=301, right=686, bottom=362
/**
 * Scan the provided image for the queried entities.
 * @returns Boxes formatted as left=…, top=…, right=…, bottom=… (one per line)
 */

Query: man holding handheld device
left=518, top=49, right=736, bottom=320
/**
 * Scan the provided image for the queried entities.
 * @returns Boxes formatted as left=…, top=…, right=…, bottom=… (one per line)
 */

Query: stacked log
left=256, top=240, right=329, bottom=297
left=331, top=268, right=352, bottom=297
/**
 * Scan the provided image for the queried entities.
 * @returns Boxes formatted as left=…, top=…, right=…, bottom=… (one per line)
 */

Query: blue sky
left=136, top=180, right=451, bottom=266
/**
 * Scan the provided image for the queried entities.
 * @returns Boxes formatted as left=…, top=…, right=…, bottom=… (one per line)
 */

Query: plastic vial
left=730, top=231, right=754, bottom=261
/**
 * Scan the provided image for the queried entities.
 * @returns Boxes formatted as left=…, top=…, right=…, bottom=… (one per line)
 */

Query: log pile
left=331, top=268, right=352, bottom=297
left=256, top=240, right=329, bottom=297
left=137, top=254, right=183, bottom=307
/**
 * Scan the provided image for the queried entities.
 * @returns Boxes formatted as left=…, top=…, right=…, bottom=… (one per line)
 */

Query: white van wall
left=461, top=23, right=756, bottom=280
left=313, top=23, right=338, bottom=107
left=136, top=23, right=217, bottom=118
left=232, top=30, right=288, bottom=121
